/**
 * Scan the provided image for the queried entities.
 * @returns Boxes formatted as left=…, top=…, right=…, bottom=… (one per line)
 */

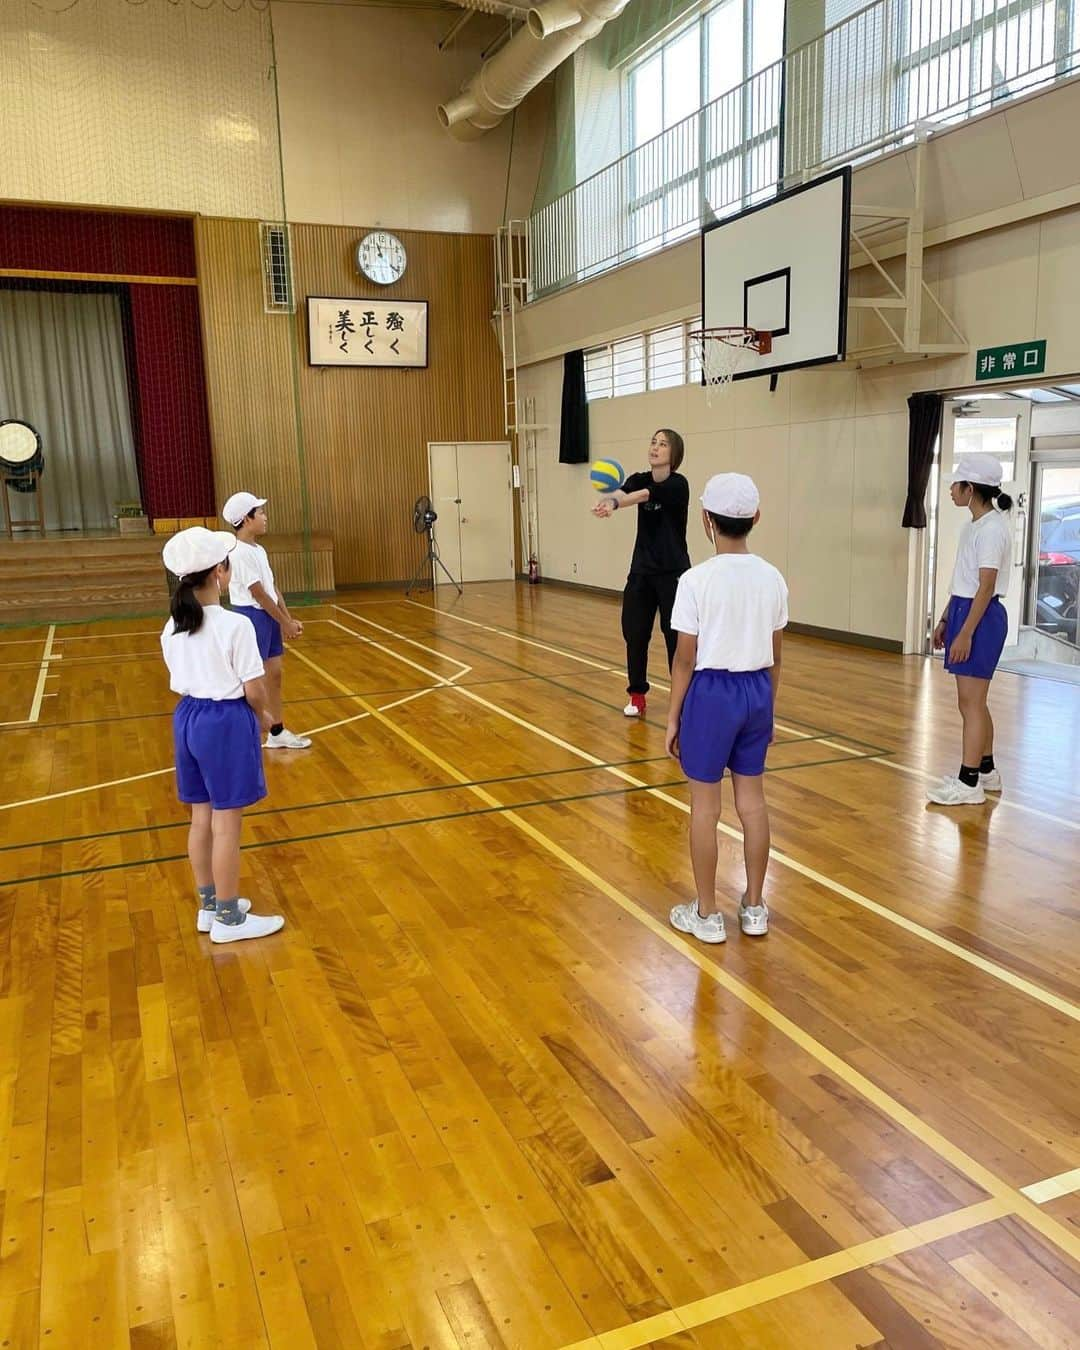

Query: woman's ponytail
left=995, top=489, right=1014, bottom=511
left=169, top=565, right=215, bottom=635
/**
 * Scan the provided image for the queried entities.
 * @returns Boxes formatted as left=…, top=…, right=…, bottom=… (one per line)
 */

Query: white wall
left=0, top=0, right=280, bottom=218
left=522, top=358, right=910, bottom=641
left=0, top=0, right=548, bottom=231
left=516, top=76, right=1080, bottom=644
left=272, top=1, right=549, bottom=232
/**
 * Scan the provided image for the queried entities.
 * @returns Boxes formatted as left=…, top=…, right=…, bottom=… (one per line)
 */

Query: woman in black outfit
left=592, top=428, right=690, bottom=717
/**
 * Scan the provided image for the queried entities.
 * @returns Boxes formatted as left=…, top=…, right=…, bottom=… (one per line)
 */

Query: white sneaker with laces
left=265, top=728, right=312, bottom=749
left=197, top=898, right=251, bottom=933
left=927, top=775, right=986, bottom=806
left=209, top=911, right=285, bottom=944
left=980, top=768, right=1003, bottom=793
left=669, top=901, right=726, bottom=944
left=739, top=900, right=769, bottom=937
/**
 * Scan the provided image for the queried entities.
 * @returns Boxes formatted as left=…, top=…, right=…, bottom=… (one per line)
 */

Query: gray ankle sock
left=198, top=883, right=216, bottom=912
left=214, top=896, right=244, bottom=926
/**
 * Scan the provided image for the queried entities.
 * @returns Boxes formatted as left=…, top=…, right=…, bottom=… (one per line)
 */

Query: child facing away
left=664, top=474, right=788, bottom=943
left=222, top=491, right=311, bottom=750
left=161, top=527, right=286, bottom=944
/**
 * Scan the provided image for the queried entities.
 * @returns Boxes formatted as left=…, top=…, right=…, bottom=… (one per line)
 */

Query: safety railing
left=528, top=0, right=1080, bottom=298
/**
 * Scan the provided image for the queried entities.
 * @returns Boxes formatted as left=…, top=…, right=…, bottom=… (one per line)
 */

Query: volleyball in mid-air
left=590, top=459, right=624, bottom=493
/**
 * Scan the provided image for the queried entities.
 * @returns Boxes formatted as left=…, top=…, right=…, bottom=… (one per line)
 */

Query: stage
left=0, top=530, right=334, bottom=626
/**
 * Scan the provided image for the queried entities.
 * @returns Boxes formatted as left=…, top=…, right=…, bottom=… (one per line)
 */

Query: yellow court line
left=418, top=604, right=1080, bottom=834
left=559, top=1197, right=1012, bottom=1350
left=286, top=641, right=1080, bottom=1277
left=1020, top=1165, right=1080, bottom=1204
left=339, top=612, right=1080, bottom=1025
left=0, top=685, right=449, bottom=812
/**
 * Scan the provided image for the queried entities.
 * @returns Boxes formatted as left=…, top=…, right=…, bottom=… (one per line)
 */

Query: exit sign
left=975, top=340, right=1046, bottom=381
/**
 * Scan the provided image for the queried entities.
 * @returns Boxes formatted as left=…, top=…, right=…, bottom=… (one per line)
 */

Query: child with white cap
left=664, top=473, right=788, bottom=943
left=928, top=452, right=1014, bottom=806
left=221, top=491, right=311, bottom=750
left=161, top=527, right=286, bottom=943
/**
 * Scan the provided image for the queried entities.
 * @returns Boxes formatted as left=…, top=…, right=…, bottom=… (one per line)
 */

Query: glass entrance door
left=1029, top=460, right=1080, bottom=649
left=929, top=398, right=1031, bottom=654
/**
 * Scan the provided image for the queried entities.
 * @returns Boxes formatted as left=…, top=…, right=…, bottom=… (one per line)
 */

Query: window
left=585, top=320, right=701, bottom=401
left=624, top=1, right=785, bottom=256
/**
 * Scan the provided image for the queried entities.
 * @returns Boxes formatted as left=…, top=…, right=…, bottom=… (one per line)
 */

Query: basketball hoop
left=688, top=327, right=772, bottom=402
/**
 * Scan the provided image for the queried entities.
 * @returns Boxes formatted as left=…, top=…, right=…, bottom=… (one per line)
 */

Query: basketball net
left=688, top=327, right=772, bottom=404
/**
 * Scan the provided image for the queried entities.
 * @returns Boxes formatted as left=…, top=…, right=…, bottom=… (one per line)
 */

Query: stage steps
left=0, top=531, right=335, bottom=625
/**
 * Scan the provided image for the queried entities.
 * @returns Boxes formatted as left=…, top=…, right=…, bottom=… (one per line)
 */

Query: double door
left=427, top=442, right=514, bottom=585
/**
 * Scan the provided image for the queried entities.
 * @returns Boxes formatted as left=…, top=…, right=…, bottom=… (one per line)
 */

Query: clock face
left=356, top=231, right=407, bottom=285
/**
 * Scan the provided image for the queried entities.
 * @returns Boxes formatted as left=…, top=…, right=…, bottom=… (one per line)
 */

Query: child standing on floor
left=161, top=527, right=285, bottom=944
left=664, top=474, right=788, bottom=944
left=591, top=429, right=690, bottom=718
left=222, top=492, right=311, bottom=750
left=928, top=452, right=1013, bottom=806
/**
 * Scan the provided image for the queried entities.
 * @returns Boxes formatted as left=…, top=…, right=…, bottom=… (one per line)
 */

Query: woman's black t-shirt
left=622, top=471, right=691, bottom=575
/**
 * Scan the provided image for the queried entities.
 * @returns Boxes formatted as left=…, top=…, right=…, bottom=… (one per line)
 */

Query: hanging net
left=688, top=327, right=773, bottom=401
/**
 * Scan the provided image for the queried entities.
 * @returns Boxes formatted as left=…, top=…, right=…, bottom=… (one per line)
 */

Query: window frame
left=622, top=0, right=785, bottom=257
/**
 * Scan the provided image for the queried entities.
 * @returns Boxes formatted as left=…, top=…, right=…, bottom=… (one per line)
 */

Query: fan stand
left=406, top=521, right=461, bottom=597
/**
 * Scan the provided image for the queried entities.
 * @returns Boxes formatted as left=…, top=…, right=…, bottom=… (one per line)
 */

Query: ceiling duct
left=439, top=0, right=631, bottom=140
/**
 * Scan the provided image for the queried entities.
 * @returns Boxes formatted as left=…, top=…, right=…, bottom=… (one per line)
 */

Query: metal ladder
left=494, top=221, right=542, bottom=577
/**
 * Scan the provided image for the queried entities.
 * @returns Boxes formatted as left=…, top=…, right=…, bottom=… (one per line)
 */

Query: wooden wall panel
left=195, top=217, right=306, bottom=533
left=196, top=217, right=505, bottom=586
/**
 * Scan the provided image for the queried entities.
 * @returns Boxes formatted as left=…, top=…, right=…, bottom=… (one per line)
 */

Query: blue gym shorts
left=173, top=696, right=266, bottom=810
left=943, top=595, right=1007, bottom=680
left=232, top=605, right=284, bottom=660
left=678, top=668, right=774, bottom=783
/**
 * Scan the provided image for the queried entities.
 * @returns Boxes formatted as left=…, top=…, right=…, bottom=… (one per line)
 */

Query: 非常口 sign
left=975, top=340, right=1045, bottom=382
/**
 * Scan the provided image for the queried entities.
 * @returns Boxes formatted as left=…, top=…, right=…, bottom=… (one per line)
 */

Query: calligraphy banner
left=306, top=297, right=428, bottom=368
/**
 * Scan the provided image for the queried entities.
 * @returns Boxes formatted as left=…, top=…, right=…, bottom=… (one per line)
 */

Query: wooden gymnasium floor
left=0, top=581, right=1078, bottom=1349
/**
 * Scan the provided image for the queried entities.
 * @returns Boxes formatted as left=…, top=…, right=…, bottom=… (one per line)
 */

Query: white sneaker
left=669, top=901, right=726, bottom=944
left=209, top=911, right=285, bottom=944
left=739, top=900, right=769, bottom=937
left=623, top=694, right=646, bottom=718
left=927, top=776, right=986, bottom=806
left=980, top=769, right=1003, bottom=793
left=265, top=728, right=312, bottom=749
left=197, top=898, right=250, bottom=933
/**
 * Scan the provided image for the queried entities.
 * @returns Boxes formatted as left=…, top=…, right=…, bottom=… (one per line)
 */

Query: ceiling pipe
left=438, top=0, right=631, bottom=140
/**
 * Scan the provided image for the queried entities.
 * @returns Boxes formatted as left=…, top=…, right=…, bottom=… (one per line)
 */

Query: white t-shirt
left=949, top=510, right=1012, bottom=598
left=671, top=553, right=788, bottom=671
left=228, top=539, right=277, bottom=610
left=160, top=604, right=265, bottom=700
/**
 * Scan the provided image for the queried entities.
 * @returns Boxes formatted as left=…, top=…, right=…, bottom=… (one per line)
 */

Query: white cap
left=701, top=472, right=760, bottom=518
left=222, top=491, right=267, bottom=527
left=949, top=453, right=1003, bottom=488
left=163, top=527, right=236, bottom=579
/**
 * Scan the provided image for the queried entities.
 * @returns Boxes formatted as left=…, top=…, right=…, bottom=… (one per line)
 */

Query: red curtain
left=0, top=205, right=213, bottom=520
left=127, top=286, right=215, bottom=519
left=0, top=206, right=195, bottom=278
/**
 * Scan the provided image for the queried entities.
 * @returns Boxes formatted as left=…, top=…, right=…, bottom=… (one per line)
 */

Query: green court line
left=0, top=754, right=674, bottom=853
left=334, top=608, right=895, bottom=760
left=0, top=751, right=883, bottom=889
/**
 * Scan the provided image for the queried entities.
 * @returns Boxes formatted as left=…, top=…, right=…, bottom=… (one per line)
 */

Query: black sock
left=270, top=722, right=283, bottom=737
left=958, top=765, right=980, bottom=787
left=980, top=754, right=995, bottom=774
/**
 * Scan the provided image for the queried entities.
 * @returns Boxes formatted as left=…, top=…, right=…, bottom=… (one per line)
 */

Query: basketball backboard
left=701, top=166, right=851, bottom=380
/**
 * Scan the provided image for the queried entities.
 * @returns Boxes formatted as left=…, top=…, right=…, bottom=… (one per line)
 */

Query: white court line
left=0, top=626, right=57, bottom=728
left=871, top=755, right=1080, bottom=833
left=338, top=610, right=1080, bottom=1026
left=1021, top=1166, right=1080, bottom=1204
left=0, top=673, right=463, bottom=812
left=418, top=603, right=1079, bottom=833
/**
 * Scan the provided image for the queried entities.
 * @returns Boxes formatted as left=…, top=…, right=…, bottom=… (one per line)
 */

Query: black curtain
left=559, top=349, right=589, bottom=464
left=902, top=392, right=943, bottom=527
